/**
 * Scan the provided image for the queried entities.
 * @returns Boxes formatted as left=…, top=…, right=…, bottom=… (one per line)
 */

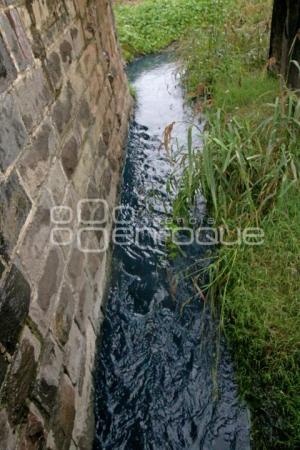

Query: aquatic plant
left=114, top=0, right=231, bottom=62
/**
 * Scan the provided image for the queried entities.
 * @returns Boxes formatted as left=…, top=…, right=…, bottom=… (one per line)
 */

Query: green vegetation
left=179, top=0, right=272, bottom=98
left=178, top=93, right=300, bottom=449
left=222, top=187, right=300, bottom=449
left=173, top=1, right=300, bottom=448
left=128, top=82, right=137, bottom=100
left=114, top=0, right=228, bottom=62
left=115, top=0, right=300, bottom=448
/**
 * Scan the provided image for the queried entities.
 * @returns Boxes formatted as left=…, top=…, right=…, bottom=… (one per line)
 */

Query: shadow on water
left=93, top=54, right=250, bottom=450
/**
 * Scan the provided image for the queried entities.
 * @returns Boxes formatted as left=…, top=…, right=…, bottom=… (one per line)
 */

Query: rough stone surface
left=54, top=282, right=74, bottom=346
left=0, top=9, right=33, bottom=72
left=0, top=0, right=132, bottom=447
left=0, top=352, right=8, bottom=388
left=37, top=247, right=63, bottom=313
left=0, top=171, right=32, bottom=254
left=0, top=264, right=31, bottom=354
left=15, top=68, right=51, bottom=132
left=51, top=373, right=75, bottom=450
left=18, top=407, right=47, bottom=450
left=0, top=33, right=17, bottom=93
left=4, top=327, right=40, bottom=424
left=61, top=135, right=79, bottom=178
left=0, top=93, right=28, bottom=172
left=0, top=258, right=5, bottom=278
left=0, top=409, right=17, bottom=450
left=18, top=119, right=59, bottom=198
left=33, top=335, right=63, bottom=415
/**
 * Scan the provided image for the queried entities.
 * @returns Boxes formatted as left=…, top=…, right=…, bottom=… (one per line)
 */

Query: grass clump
left=213, top=73, right=279, bottom=114
left=176, top=91, right=300, bottom=450
left=179, top=0, right=273, bottom=99
left=223, top=188, right=300, bottom=449
left=199, top=94, right=300, bottom=226
left=172, top=0, right=300, bottom=448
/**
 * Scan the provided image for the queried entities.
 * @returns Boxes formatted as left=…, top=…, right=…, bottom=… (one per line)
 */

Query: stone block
left=68, top=247, right=84, bottom=293
left=86, top=65, right=103, bottom=112
left=41, top=4, right=70, bottom=49
left=4, top=327, right=40, bottom=424
left=79, top=42, right=97, bottom=82
left=62, top=184, right=79, bottom=230
left=74, top=0, right=88, bottom=19
left=51, top=373, right=75, bottom=450
left=0, top=33, right=17, bottom=94
left=17, top=405, right=47, bottom=450
left=59, top=36, right=73, bottom=67
left=0, top=9, right=34, bottom=72
left=18, top=188, right=53, bottom=286
left=102, top=105, right=115, bottom=147
left=0, top=265, right=31, bottom=354
left=101, top=165, right=113, bottom=199
left=70, top=20, right=85, bottom=59
left=46, top=159, right=68, bottom=205
left=59, top=23, right=85, bottom=73
left=0, top=258, right=5, bottom=279
left=18, top=119, right=59, bottom=199
left=15, top=67, right=52, bottom=132
left=0, top=233, right=8, bottom=263
left=54, top=282, right=74, bottom=346
left=61, top=134, right=79, bottom=179
left=71, top=138, right=96, bottom=198
left=30, top=0, right=50, bottom=31
left=0, top=351, right=8, bottom=389
left=86, top=175, right=103, bottom=202
left=52, top=81, right=74, bottom=135
left=64, top=0, right=77, bottom=19
left=89, top=271, right=106, bottom=334
left=71, top=320, right=95, bottom=449
left=0, top=93, right=28, bottom=173
left=36, top=246, right=64, bottom=313
left=45, top=50, right=63, bottom=91
left=0, top=409, right=17, bottom=450
left=16, top=5, right=33, bottom=32
left=64, top=321, right=85, bottom=387
left=97, top=135, right=108, bottom=158
left=33, top=334, right=63, bottom=415
left=69, top=441, right=78, bottom=450
left=29, top=0, right=67, bottom=36
left=77, top=97, right=94, bottom=130
left=75, top=283, right=88, bottom=333
left=66, top=60, right=86, bottom=105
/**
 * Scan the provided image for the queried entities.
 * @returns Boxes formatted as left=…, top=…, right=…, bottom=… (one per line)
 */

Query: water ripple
left=94, top=54, right=250, bottom=450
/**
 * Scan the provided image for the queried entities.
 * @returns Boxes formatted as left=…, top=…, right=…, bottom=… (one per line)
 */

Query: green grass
left=214, top=73, right=279, bottom=113
left=178, top=0, right=273, bottom=97
left=114, top=0, right=229, bottom=62
left=175, top=89, right=300, bottom=450
left=167, top=0, right=300, bottom=448
left=191, top=92, right=300, bottom=448
left=114, top=1, right=300, bottom=447
left=223, top=189, right=300, bottom=449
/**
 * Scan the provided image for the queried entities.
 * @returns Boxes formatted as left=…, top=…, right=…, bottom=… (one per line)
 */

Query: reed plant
left=174, top=49, right=300, bottom=450
left=115, top=0, right=300, bottom=446
left=173, top=88, right=300, bottom=450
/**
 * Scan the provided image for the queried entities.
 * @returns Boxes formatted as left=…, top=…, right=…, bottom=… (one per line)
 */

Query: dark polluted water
left=93, top=54, right=250, bottom=450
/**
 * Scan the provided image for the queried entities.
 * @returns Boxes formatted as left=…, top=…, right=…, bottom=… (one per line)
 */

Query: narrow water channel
left=94, top=54, right=250, bottom=450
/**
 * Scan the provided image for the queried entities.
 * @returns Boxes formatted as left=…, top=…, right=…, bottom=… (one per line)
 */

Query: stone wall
left=0, top=0, right=131, bottom=448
